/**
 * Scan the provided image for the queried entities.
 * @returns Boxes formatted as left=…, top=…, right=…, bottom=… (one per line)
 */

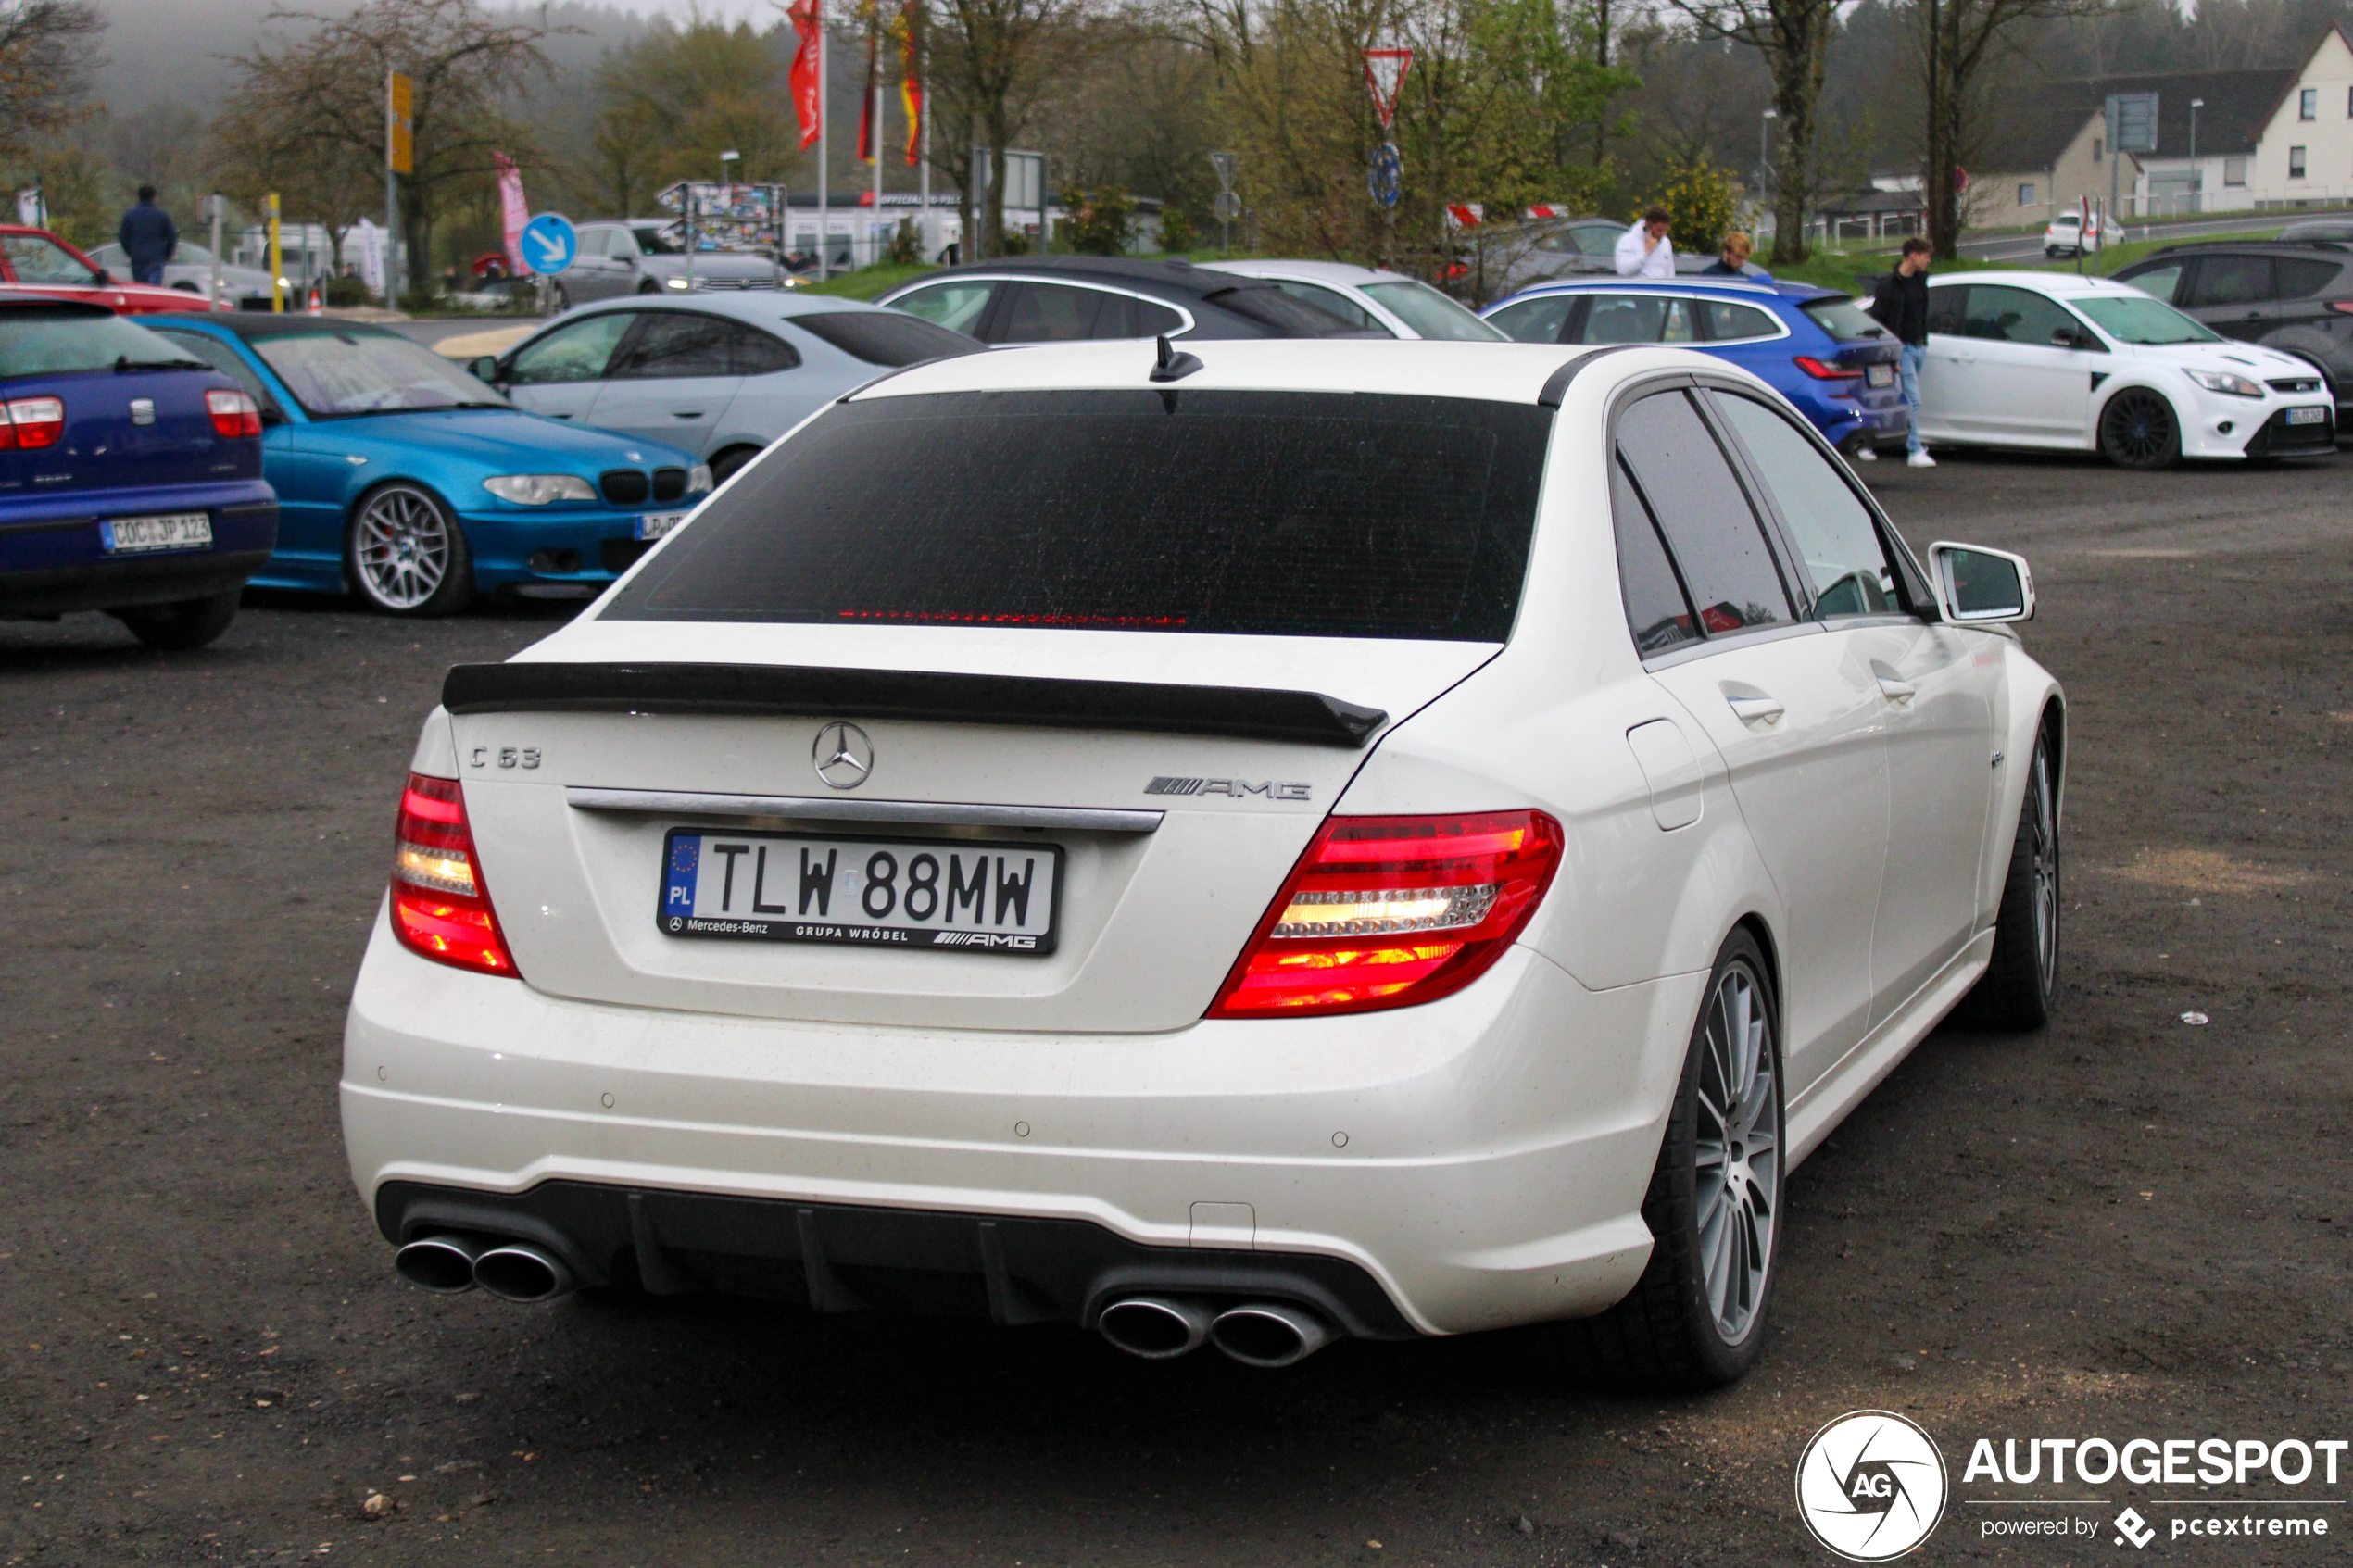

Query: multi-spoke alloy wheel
left=1692, top=962, right=1780, bottom=1346
left=347, top=483, right=472, bottom=616
left=2099, top=389, right=2180, bottom=470
left=1959, top=723, right=2062, bottom=1031
left=1554, top=929, right=1784, bottom=1390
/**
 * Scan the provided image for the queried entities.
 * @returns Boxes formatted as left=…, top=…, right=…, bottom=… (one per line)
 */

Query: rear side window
left=1797, top=296, right=1887, bottom=342
left=1701, top=301, right=1780, bottom=341
left=605, top=389, right=1552, bottom=641
left=1613, top=389, right=1792, bottom=636
left=728, top=325, right=801, bottom=375
left=2275, top=257, right=2342, bottom=298
left=999, top=282, right=1107, bottom=342
left=1488, top=295, right=1574, bottom=344
left=788, top=308, right=982, bottom=364
left=0, top=308, right=197, bottom=377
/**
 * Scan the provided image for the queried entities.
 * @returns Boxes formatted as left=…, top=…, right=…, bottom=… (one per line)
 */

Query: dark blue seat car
left=140, top=315, right=707, bottom=617
left=0, top=299, right=275, bottom=648
left=1482, top=278, right=1907, bottom=458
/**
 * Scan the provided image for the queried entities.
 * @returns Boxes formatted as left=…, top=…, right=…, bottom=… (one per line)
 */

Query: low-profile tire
left=637, top=279, right=661, bottom=295
left=1955, top=723, right=2060, bottom=1031
left=112, top=588, right=241, bottom=650
left=346, top=482, right=474, bottom=616
left=2098, top=388, right=2181, bottom=470
left=1554, top=929, right=1784, bottom=1392
left=708, top=445, right=762, bottom=483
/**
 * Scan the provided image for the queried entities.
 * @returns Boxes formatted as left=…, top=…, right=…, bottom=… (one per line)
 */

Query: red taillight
left=1792, top=355, right=1864, bottom=380
left=205, top=387, right=261, bottom=439
left=0, top=395, right=65, bottom=449
left=1207, top=810, right=1563, bottom=1019
left=390, top=772, right=520, bottom=978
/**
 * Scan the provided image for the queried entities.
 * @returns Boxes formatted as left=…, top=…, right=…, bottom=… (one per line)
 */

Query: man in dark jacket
left=117, top=186, right=178, bottom=285
left=1869, top=236, right=1933, bottom=467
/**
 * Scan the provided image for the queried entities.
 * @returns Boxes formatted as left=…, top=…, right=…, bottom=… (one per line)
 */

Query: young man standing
left=116, top=186, right=178, bottom=286
left=1700, top=232, right=1753, bottom=275
left=1870, top=237, right=1934, bottom=468
left=1614, top=207, right=1675, bottom=278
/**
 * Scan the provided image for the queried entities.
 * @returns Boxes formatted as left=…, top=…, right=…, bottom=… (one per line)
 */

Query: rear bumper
left=342, top=908, right=1696, bottom=1336
left=0, top=483, right=276, bottom=615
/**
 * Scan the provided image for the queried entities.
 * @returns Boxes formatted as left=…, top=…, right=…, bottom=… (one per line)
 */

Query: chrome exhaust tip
left=1097, top=1296, right=1216, bottom=1360
left=393, top=1232, right=491, bottom=1295
left=472, top=1242, right=576, bottom=1304
left=1208, top=1301, right=1334, bottom=1368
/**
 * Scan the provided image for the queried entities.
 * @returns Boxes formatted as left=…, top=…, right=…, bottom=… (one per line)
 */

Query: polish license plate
left=658, top=829, right=1062, bottom=955
left=2285, top=406, right=2328, bottom=425
left=636, top=509, right=690, bottom=541
left=1866, top=364, right=1894, bottom=388
left=100, top=512, right=211, bottom=554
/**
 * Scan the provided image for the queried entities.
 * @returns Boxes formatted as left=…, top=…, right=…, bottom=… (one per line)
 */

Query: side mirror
left=621, top=254, right=637, bottom=270
left=467, top=356, right=500, bottom=383
left=1927, top=541, right=2035, bottom=623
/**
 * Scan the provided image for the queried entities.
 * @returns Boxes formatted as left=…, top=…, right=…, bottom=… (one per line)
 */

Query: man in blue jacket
left=117, top=186, right=178, bottom=285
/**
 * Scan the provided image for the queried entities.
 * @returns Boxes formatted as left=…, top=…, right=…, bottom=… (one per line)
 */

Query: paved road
left=4, top=452, right=2349, bottom=1564
left=1957, top=210, right=2325, bottom=263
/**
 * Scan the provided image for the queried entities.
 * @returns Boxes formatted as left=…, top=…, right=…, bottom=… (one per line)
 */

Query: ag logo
left=1794, top=1410, right=1948, bottom=1562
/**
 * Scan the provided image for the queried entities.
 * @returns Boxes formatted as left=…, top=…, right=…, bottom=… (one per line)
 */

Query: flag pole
left=918, top=31, right=931, bottom=262
left=872, top=33, right=884, bottom=266
left=816, top=0, right=829, bottom=282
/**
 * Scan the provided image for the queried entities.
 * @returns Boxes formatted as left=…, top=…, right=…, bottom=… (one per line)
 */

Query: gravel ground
left=3, top=447, right=2348, bottom=1565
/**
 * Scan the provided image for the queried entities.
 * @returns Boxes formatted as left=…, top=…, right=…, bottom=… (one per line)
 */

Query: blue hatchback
left=1481, top=278, right=1906, bottom=456
left=0, top=299, right=276, bottom=648
left=142, top=315, right=707, bottom=616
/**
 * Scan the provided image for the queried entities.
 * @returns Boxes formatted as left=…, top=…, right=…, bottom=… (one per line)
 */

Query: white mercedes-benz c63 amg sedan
left=344, top=335, right=2065, bottom=1389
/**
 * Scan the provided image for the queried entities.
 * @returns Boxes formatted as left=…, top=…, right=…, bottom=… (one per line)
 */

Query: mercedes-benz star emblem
left=812, top=721, right=873, bottom=790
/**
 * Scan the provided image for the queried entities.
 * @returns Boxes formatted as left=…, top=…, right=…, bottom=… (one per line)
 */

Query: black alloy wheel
left=2098, top=388, right=2181, bottom=470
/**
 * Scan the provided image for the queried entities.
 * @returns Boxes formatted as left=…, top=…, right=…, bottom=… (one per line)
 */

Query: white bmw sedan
left=345, top=338, right=2064, bottom=1389
left=1920, top=271, right=2335, bottom=468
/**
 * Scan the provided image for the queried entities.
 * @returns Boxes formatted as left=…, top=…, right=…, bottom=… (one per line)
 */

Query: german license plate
left=100, top=512, right=211, bottom=554
left=659, top=829, right=1061, bottom=955
left=636, top=510, right=690, bottom=541
left=1866, top=364, right=1894, bottom=388
left=2286, top=406, right=2328, bottom=425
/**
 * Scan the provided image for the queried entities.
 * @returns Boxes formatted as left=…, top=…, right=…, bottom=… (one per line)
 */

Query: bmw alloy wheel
left=1694, top=960, right=1780, bottom=1345
left=351, top=484, right=458, bottom=612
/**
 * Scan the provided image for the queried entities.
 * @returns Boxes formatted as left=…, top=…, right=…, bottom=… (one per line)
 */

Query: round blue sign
left=520, top=212, right=578, bottom=275
left=1368, top=143, right=1403, bottom=209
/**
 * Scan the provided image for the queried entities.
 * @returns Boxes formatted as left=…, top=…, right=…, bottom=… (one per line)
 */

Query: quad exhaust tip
left=393, top=1233, right=575, bottom=1303
left=1098, top=1296, right=1335, bottom=1367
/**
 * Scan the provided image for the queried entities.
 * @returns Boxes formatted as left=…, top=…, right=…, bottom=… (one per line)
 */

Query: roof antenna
left=1150, top=332, right=1202, bottom=383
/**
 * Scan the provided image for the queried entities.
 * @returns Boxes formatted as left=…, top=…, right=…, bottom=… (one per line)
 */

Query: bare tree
left=930, top=0, right=1101, bottom=257
left=1917, top=0, right=2103, bottom=257
left=214, top=0, right=560, bottom=290
left=1669, top=0, right=1837, bottom=265
left=0, top=0, right=105, bottom=166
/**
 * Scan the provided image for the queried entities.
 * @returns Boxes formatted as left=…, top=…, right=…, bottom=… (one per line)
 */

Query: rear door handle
left=671, top=409, right=703, bottom=419
left=1726, top=695, right=1785, bottom=724
left=1877, top=675, right=1919, bottom=704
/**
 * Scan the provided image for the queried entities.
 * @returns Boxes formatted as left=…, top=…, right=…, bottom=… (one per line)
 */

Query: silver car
left=548, top=220, right=793, bottom=311
left=87, top=241, right=275, bottom=307
left=472, top=294, right=981, bottom=480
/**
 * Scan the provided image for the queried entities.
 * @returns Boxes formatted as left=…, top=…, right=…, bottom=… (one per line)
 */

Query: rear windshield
left=0, top=308, right=207, bottom=378
left=1798, top=296, right=1888, bottom=342
left=786, top=308, right=982, bottom=365
left=604, top=389, right=1551, bottom=640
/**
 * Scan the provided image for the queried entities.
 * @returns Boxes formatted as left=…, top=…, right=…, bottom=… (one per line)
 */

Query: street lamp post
left=1760, top=107, right=1778, bottom=201
left=2187, top=100, right=2203, bottom=216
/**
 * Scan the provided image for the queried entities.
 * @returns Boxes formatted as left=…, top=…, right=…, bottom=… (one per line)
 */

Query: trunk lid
left=0, top=367, right=233, bottom=495
left=452, top=623, right=1497, bottom=1033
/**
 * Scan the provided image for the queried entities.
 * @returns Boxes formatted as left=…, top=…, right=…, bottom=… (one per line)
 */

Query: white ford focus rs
left=344, top=336, right=2065, bottom=1389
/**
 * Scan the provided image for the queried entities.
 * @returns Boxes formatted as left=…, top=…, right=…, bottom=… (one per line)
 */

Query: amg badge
left=1146, top=776, right=1311, bottom=800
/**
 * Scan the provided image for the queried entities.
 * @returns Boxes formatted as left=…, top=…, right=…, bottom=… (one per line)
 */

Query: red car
left=0, top=225, right=228, bottom=314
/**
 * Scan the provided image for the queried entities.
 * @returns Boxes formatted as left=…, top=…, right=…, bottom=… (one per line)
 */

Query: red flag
left=898, top=2, right=923, bottom=168
left=787, top=0, right=823, bottom=151
left=856, top=8, right=879, bottom=163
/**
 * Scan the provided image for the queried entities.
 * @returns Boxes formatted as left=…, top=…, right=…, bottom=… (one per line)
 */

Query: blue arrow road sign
left=520, top=212, right=577, bottom=275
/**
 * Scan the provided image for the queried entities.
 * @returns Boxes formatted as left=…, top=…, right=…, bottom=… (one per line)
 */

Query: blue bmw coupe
left=143, top=315, right=707, bottom=615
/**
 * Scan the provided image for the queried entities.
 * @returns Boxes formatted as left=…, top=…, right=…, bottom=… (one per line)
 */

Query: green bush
left=323, top=275, right=371, bottom=307
left=884, top=218, right=922, bottom=266
left=1063, top=186, right=1137, bottom=257
left=1155, top=204, right=1197, bottom=254
left=1641, top=161, right=1748, bottom=257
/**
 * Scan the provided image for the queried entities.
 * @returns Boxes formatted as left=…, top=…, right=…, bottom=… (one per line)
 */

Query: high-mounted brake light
left=1792, top=355, right=1864, bottom=380
left=0, top=395, right=66, bottom=450
left=1208, top=810, right=1562, bottom=1019
left=390, top=772, right=520, bottom=978
left=205, top=387, right=262, bottom=439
